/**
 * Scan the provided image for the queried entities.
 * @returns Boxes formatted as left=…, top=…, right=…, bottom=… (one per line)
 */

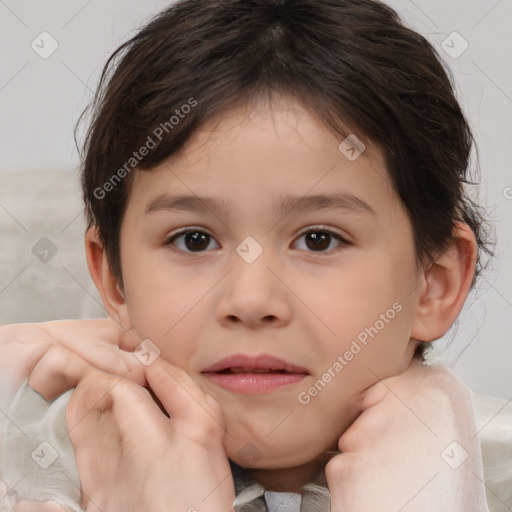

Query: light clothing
left=0, top=383, right=80, bottom=512
left=264, top=492, right=301, bottom=512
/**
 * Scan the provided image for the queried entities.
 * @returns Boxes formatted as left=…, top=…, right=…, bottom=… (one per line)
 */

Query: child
left=0, top=0, right=497, bottom=510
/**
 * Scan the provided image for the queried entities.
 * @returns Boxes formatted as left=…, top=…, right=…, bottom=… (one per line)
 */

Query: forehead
left=128, top=96, right=400, bottom=223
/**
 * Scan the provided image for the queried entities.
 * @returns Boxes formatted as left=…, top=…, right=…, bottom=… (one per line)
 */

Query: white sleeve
left=471, top=390, right=512, bottom=512
left=0, top=380, right=83, bottom=512
left=415, top=347, right=489, bottom=511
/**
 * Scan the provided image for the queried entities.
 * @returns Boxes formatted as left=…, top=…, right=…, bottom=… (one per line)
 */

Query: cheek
left=120, top=249, right=208, bottom=360
left=310, top=268, right=413, bottom=386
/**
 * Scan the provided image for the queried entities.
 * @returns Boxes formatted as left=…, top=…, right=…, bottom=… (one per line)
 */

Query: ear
left=411, top=222, right=477, bottom=342
left=85, top=227, right=133, bottom=332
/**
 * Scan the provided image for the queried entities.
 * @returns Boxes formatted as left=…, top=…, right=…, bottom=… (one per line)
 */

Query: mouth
left=216, top=367, right=291, bottom=373
left=201, top=354, right=308, bottom=394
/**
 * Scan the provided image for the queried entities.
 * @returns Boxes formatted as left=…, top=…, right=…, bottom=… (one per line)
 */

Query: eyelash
left=163, top=226, right=350, bottom=255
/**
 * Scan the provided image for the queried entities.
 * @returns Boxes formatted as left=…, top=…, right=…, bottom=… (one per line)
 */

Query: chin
left=225, top=436, right=321, bottom=470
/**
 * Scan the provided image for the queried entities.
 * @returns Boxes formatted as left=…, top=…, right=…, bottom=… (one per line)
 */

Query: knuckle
left=337, top=428, right=360, bottom=452
left=71, top=372, right=114, bottom=413
left=28, top=346, right=67, bottom=387
left=111, top=376, right=150, bottom=403
left=325, top=453, right=350, bottom=479
left=361, top=380, right=390, bottom=411
left=84, top=374, right=153, bottom=416
left=326, top=452, right=368, bottom=481
left=338, top=410, right=387, bottom=453
left=202, top=418, right=225, bottom=442
left=36, top=345, right=72, bottom=372
left=185, top=402, right=226, bottom=445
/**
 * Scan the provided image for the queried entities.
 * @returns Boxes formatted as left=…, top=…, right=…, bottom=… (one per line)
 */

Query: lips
left=201, top=353, right=309, bottom=375
left=201, top=353, right=308, bottom=394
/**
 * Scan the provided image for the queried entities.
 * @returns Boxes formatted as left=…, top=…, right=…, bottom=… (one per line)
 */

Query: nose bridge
left=231, top=235, right=277, bottom=299
left=216, top=235, right=291, bottom=327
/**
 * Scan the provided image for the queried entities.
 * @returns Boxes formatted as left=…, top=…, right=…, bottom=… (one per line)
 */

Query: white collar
left=264, top=491, right=302, bottom=512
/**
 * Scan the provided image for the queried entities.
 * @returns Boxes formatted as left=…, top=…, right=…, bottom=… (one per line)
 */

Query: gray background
left=0, top=0, right=511, bottom=399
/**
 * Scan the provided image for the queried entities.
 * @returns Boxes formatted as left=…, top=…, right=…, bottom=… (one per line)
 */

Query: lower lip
left=202, top=372, right=307, bottom=393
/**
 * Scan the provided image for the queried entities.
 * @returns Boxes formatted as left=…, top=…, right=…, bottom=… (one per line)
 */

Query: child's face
left=117, top=95, right=424, bottom=471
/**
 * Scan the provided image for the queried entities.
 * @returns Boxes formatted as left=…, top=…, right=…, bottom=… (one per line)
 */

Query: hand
left=0, top=319, right=146, bottom=406
left=326, top=358, right=489, bottom=512
left=14, top=500, right=68, bottom=511
left=28, top=347, right=236, bottom=512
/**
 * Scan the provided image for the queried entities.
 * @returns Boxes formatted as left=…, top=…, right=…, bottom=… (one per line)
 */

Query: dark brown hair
left=79, top=0, right=493, bottom=303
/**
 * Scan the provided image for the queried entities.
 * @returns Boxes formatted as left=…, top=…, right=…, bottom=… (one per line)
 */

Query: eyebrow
left=145, top=192, right=375, bottom=217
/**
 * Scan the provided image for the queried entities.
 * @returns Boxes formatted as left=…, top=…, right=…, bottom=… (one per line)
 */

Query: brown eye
left=305, top=231, right=331, bottom=251
left=165, top=230, right=219, bottom=252
left=293, top=229, right=348, bottom=253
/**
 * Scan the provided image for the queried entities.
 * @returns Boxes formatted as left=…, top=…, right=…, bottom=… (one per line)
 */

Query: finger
left=46, top=318, right=133, bottom=353
left=67, top=371, right=158, bottom=445
left=326, top=452, right=367, bottom=484
left=66, top=373, right=166, bottom=494
left=0, top=323, right=54, bottom=392
left=337, top=406, right=385, bottom=453
left=28, top=345, right=97, bottom=401
left=15, top=499, right=68, bottom=512
left=360, top=377, right=389, bottom=411
left=325, top=453, right=367, bottom=512
left=44, top=319, right=147, bottom=386
left=145, top=359, right=226, bottom=443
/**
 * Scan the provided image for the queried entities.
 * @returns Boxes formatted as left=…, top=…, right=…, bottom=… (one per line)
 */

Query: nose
left=215, top=249, right=292, bottom=330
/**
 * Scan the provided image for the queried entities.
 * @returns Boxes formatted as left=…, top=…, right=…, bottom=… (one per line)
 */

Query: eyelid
left=164, top=225, right=349, bottom=241
left=292, top=225, right=350, bottom=253
left=163, top=226, right=219, bottom=251
left=165, top=225, right=215, bottom=240
left=295, top=224, right=349, bottom=241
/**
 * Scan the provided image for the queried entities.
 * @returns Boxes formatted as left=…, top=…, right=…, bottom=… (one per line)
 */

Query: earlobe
left=411, top=222, right=477, bottom=342
left=84, top=227, right=132, bottom=331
